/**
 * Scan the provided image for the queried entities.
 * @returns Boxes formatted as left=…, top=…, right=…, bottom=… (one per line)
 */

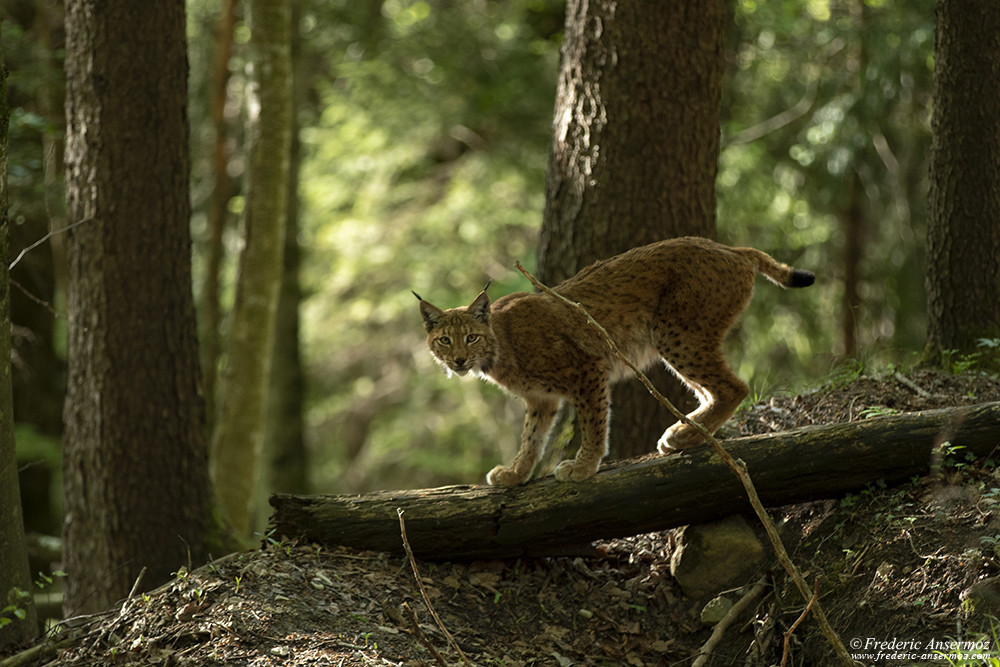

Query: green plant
left=858, top=405, right=900, bottom=419
left=0, top=587, right=31, bottom=628
left=977, top=338, right=1000, bottom=369
left=939, top=339, right=999, bottom=374
left=937, top=441, right=977, bottom=473
left=934, top=618, right=1000, bottom=666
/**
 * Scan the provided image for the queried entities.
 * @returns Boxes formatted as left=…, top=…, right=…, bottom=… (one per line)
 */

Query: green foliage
left=720, top=0, right=934, bottom=381
left=0, top=588, right=31, bottom=629
left=177, top=0, right=941, bottom=493
left=288, top=0, right=562, bottom=491
left=0, top=19, right=66, bottom=226
left=933, top=620, right=1000, bottom=667
left=940, top=339, right=1000, bottom=374
left=5, top=0, right=949, bottom=495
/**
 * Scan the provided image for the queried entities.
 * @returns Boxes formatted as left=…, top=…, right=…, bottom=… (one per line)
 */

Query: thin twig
left=893, top=371, right=932, bottom=399
left=781, top=579, right=820, bottom=667
left=397, top=508, right=471, bottom=665
left=692, top=577, right=768, bottom=667
left=401, top=601, right=448, bottom=667
left=514, top=262, right=856, bottom=667
left=9, top=216, right=94, bottom=271
left=119, top=566, right=147, bottom=618
left=10, top=278, right=63, bottom=318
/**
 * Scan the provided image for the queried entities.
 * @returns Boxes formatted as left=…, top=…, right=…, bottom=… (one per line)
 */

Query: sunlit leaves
left=720, top=0, right=934, bottom=375
left=294, top=0, right=560, bottom=491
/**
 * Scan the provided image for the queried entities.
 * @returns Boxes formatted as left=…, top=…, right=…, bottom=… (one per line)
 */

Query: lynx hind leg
left=554, top=377, right=610, bottom=482
left=656, top=336, right=748, bottom=453
left=487, top=398, right=559, bottom=486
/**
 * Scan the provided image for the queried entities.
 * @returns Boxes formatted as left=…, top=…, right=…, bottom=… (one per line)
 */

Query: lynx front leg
left=487, top=398, right=559, bottom=486
left=554, top=377, right=610, bottom=482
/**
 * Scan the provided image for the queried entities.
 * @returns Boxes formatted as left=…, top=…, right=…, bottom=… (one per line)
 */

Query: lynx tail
left=742, top=248, right=815, bottom=289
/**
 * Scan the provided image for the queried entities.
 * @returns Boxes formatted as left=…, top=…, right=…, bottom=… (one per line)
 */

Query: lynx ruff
left=415, top=237, right=814, bottom=487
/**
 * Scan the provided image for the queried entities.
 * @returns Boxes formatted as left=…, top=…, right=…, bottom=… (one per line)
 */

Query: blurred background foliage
left=4, top=0, right=936, bottom=498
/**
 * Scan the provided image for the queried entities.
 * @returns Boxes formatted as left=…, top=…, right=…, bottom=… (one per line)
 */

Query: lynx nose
left=455, top=357, right=467, bottom=368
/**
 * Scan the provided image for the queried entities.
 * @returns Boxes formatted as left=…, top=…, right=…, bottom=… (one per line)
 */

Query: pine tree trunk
left=210, top=0, right=292, bottom=535
left=924, top=0, right=1000, bottom=364
left=537, top=0, right=726, bottom=459
left=0, top=38, right=40, bottom=649
left=62, top=0, right=213, bottom=616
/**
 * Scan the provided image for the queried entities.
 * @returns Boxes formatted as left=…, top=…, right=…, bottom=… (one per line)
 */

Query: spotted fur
left=416, top=236, right=814, bottom=486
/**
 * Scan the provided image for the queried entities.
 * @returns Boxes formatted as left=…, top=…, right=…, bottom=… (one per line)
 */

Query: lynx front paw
left=553, top=459, right=599, bottom=482
left=657, top=423, right=706, bottom=454
left=486, top=465, right=527, bottom=487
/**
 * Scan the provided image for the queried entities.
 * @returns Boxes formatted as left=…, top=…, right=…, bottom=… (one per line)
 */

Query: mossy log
left=269, top=402, right=1000, bottom=560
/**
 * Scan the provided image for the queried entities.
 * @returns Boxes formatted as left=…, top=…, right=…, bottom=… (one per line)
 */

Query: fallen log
left=269, top=401, right=1000, bottom=560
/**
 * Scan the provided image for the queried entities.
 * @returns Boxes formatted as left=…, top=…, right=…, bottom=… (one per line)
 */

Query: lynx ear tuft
left=468, top=289, right=491, bottom=325
left=481, top=279, right=492, bottom=294
left=412, top=290, right=424, bottom=301
left=417, top=295, right=444, bottom=333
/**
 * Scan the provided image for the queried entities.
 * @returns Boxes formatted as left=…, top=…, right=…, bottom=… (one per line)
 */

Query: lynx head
left=414, top=286, right=497, bottom=377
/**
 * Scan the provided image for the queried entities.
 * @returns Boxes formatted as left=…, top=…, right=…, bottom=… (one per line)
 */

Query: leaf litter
left=6, top=368, right=1000, bottom=666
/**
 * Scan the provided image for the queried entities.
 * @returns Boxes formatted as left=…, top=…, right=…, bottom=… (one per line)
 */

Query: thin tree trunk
left=210, top=0, right=292, bottom=536
left=0, top=37, right=40, bottom=649
left=199, top=0, right=237, bottom=432
left=264, top=0, right=309, bottom=499
left=537, top=0, right=726, bottom=459
left=11, top=0, right=64, bottom=441
left=841, top=171, right=862, bottom=358
left=924, top=0, right=1000, bottom=365
left=62, top=0, right=213, bottom=616
left=840, top=0, right=866, bottom=360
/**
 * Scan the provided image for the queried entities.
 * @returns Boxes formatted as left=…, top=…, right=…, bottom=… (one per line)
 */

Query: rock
left=670, top=515, right=766, bottom=598
left=961, top=577, right=1000, bottom=618
left=701, top=594, right=733, bottom=625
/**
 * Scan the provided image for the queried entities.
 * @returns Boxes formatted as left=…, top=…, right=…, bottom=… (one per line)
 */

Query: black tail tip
left=789, top=269, right=815, bottom=288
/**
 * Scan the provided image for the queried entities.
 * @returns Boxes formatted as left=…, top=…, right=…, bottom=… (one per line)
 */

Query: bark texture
left=537, top=0, right=727, bottom=458
left=62, top=0, right=212, bottom=615
left=271, top=402, right=1000, bottom=560
left=925, top=0, right=1000, bottom=363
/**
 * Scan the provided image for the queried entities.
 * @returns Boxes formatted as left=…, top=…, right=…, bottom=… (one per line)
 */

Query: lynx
left=415, top=236, right=814, bottom=486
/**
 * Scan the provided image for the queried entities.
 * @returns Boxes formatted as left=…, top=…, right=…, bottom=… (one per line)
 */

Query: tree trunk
left=924, top=0, right=1000, bottom=365
left=537, top=0, right=726, bottom=459
left=840, top=171, right=863, bottom=358
left=7, top=0, right=65, bottom=540
left=270, top=402, right=1000, bottom=560
left=210, top=0, right=292, bottom=536
left=62, top=0, right=213, bottom=616
left=259, top=0, right=309, bottom=521
left=9, top=0, right=64, bottom=442
left=199, top=0, right=237, bottom=433
left=0, top=38, right=40, bottom=649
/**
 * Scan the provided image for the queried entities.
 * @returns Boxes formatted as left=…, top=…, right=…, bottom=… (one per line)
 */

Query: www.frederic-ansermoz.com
left=849, top=636, right=995, bottom=663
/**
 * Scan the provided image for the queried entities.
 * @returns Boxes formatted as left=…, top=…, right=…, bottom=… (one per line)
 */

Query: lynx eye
left=436, top=336, right=452, bottom=347
left=465, top=334, right=480, bottom=344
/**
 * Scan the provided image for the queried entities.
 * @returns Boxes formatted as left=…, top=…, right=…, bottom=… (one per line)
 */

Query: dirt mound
left=7, top=369, right=1000, bottom=666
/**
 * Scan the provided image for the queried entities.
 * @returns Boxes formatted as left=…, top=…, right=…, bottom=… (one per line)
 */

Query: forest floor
left=6, top=367, right=1000, bottom=667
